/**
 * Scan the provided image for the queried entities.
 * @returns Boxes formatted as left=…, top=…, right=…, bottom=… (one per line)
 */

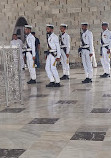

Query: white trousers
left=61, top=49, right=70, bottom=76
left=101, top=47, right=110, bottom=74
left=82, top=49, right=93, bottom=79
left=45, top=54, right=60, bottom=83
left=91, top=52, right=97, bottom=67
left=26, top=52, right=36, bottom=80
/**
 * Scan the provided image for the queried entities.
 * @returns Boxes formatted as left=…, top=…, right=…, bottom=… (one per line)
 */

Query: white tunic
left=60, top=32, right=70, bottom=54
left=48, top=33, right=61, bottom=58
left=26, top=33, right=35, bottom=57
left=81, top=30, right=94, bottom=54
left=101, top=29, right=111, bottom=49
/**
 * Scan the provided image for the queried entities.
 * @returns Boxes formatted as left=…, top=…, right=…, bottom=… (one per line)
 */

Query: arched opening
left=13, top=17, right=28, bottom=42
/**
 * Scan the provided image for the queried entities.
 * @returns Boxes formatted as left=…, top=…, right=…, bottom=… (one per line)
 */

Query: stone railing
left=0, top=46, right=23, bottom=107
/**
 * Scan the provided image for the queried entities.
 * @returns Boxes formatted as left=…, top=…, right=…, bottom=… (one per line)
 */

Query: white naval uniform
left=100, top=29, right=111, bottom=74
left=81, top=30, right=94, bottom=79
left=60, top=32, right=70, bottom=76
left=45, top=33, right=61, bottom=83
left=26, top=33, right=36, bottom=80
left=10, top=39, right=25, bottom=69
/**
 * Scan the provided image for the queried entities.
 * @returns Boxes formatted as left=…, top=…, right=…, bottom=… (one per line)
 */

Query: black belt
left=50, top=52, right=57, bottom=57
left=22, top=51, right=32, bottom=59
left=22, top=51, right=32, bottom=54
left=81, top=47, right=90, bottom=51
left=103, top=45, right=109, bottom=50
left=44, top=51, right=57, bottom=57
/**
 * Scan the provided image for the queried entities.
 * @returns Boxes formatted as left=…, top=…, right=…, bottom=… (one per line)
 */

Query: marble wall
left=0, top=0, right=111, bottom=64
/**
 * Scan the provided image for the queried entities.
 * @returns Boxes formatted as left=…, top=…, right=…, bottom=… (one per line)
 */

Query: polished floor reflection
left=0, top=67, right=111, bottom=158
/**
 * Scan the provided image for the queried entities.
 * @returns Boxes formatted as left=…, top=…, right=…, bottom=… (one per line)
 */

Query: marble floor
left=0, top=67, right=111, bottom=158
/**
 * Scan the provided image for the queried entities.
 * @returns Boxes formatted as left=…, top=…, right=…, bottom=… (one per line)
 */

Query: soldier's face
left=46, top=27, right=52, bottom=34
left=102, top=25, right=108, bottom=31
left=24, top=28, right=30, bottom=35
left=82, top=25, right=88, bottom=31
left=60, top=26, right=66, bottom=32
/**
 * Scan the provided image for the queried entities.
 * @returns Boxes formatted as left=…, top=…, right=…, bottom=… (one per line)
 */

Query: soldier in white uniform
left=10, top=34, right=25, bottom=70
left=24, top=25, right=36, bottom=84
left=79, top=23, right=94, bottom=83
left=59, top=24, right=70, bottom=80
left=100, top=22, right=111, bottom=78
left=45, top=24, right=61, bottom=87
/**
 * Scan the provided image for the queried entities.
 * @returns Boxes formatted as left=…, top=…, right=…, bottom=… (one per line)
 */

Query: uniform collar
left=103, top=29, right=108, bottom=32
left=50, top=32, right=54, bottom=36
left=83, top=29, right=88, bottom=33
left=61, top=32, right=66, bottom=35
left=27, top=33, right=32, bottom=37
left=48, top=32, right=54, bottom=38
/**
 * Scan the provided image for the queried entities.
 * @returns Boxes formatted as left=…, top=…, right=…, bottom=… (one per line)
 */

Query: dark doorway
left=13, top=17, right=28, bottom=42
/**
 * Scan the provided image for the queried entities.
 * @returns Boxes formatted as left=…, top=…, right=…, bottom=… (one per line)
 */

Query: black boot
left=27, top=79, right=36, bottom=84
left=46, top=82, right=55, bottom=87
left=54, top=83, right=61, bottom=87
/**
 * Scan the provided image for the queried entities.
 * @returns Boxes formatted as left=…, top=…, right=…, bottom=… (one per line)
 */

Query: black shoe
left=27, top=79, right=36, bottom=84
left=89, top=78, right=92, bottom=83
left=46, top=82, right=55, bottom=87
left=100, top=73, right=106, bottom=78
left=54, top=83, right=61, bottom=87
left=65, top=75, right=70, bottom=80
left=82, top=78, right=90, bottom=84
left=60, top=75, right=66, bottom=80
left=105, top=74, right=110, bottom=77
left=100, top=73, right=110, bottom=78
left=22, top=68, right=25, bottom=70
left=60, top=75, right=69, bottom=80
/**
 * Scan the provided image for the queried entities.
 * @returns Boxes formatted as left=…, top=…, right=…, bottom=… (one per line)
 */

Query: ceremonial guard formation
left=10, top=21, right=111, bottom=86
left=59, top=24, right=70, bottom=80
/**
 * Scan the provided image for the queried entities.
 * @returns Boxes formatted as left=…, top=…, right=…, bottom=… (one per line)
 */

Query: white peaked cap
left=81, top=22, right=89, bottom=25
left=25, top=25, right=32, bottom=29
left=46, top=24, right=54, bottom=28
left=60, top=24, right=68, bottom=27
left=102, top=22, right=109, bottom=26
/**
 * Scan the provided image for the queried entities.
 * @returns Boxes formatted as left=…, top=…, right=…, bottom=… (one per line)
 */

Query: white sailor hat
left=60, top=24, right=68, bottom=28
left=102, top=22, right=109, bottom=26
left=25, top=25, right=32, bottom=29
left=81, top=22, right=89, bottom=25
left=46, top=24, right=54, bottom=28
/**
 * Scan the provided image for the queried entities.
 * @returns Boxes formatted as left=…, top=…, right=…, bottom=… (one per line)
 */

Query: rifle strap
left=101, top=32, right=105, bottom=45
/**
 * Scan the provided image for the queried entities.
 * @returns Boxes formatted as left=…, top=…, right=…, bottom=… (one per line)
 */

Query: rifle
left=59, top=34, right=67, bottom=54
left=44, top=33, right=51, bottom=56
left=100, top=32, right=109, bottom=56
left=78, top=29, right=83, bottom=57
left=78, top=29, right=90, bottom=57
left=44, top=33, right=57, bottom=57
